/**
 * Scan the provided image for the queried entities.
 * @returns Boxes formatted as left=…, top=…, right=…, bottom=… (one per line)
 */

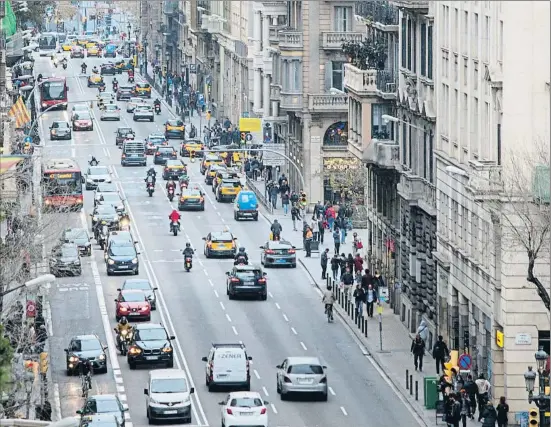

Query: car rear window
left=211, top=232, right=233, bottom=242
left=235, top=270, right=262, bottom=280
left=221, top=181, right=241, bottom=188
left=230, top=397, right=263, bottom=407
left=287, top=364, right=323, bottom=375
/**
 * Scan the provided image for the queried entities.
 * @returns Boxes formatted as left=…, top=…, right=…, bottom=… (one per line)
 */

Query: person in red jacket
left=168, top=209, right=181, bottom=232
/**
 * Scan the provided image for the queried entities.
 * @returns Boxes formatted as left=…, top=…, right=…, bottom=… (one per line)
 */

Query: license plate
left=129, top=312, right=140, bottom=316
left=216, top=374, right=228, bottom=378
left=276, top=259, right=287, bottom=263
left=164, top=410, right=177, bottom=414
left=298, top=378, right=313, bottom=384
left=240, top=412, right=253, bottom=416
left=145, top=356, right=158, bottom=360
left=244, top=281, right=255, bottom=285
left=118, top=265, right=129, bottom=269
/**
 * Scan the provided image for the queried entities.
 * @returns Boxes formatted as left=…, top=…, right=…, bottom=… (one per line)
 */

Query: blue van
left=233, top=190, right=259, bottom=221
left=104, top=44, right=117, bottom=58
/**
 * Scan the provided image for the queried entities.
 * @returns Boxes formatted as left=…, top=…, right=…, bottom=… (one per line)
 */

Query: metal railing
left=245, top=176, right=274, bottom=215
left=355, top=1, right=399, bottom=26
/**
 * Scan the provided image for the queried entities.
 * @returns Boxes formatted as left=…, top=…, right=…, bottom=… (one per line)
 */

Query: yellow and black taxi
left=180, top=139, right=203, bottom=157
left=164, top=119, right=185, bottom=139
left=203, top=230, right=237, bottom=258
left=178, top=188, right=205, bottom=211
left=162, top=159, right=187, bottom=180
left=61, top=42, right=73, bottom=51
left=87, top=74, right=105, bottom=88
left=215, top=179, right=242, bottom=203
left=64, top=334, right=108, bottom=375
left=86, top=41, right=98, bottom=50
left=133, top=82, right=151, bottom=98
left=200, top=153, right=225, bottom=174
left=212, top=169, right=240, bottom=193
left=87, top=45, right=100, bottom=57
left=204, top=163, right=227, bottom=185
left=76, top=37, right=89, bottom=47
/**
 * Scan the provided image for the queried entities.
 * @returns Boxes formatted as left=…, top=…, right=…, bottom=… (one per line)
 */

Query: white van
left=202, top=343, right=252, bottom=392
left=144, top=369, right=194, bottom=424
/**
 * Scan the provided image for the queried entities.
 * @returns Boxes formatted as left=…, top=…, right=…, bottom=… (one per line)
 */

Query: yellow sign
left=496, top=330, right=504, bottom=348
left=376, top=304, right=383, bottom=315
left=239, top=118, right=261, bottom=133
left=51, top=173, right=73, bottom=179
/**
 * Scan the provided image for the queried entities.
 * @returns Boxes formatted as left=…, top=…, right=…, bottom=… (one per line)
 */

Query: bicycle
left=79, top=361, right=93, bottom=398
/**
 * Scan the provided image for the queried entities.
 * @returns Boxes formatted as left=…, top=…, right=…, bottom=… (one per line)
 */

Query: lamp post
left=165, top=51, right=171, bottom=98
left=143, top=40, right=148, bottom=75
left=0, top=274, right=55, bottom=318
left=524, top=347, right=550, bottom=426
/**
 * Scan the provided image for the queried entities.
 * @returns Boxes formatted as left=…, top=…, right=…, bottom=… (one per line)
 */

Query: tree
left=0, top=325, right=14, bottom=393
left=14, top=0, right=55, bottom=29
left=342, top=36, right=388, bottom=70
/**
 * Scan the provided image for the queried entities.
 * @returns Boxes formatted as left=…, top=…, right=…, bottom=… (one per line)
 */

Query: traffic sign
left=458, top=353, right=472, bottom=370
left=26, top=300, right=36, bottom=318
left=245, top=133, right=253, bottom=142
left=24, top=136, right=32, bottom=144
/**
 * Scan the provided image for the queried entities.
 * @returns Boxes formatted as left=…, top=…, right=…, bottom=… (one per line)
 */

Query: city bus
left=39, top=77, right=68, bottom=111
left=42, top=158, right=83, bottom=211
left=38, top=32, right=59, bottom=56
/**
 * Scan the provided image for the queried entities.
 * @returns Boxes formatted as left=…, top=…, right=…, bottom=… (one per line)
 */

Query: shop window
left=371, top=104, right=392, bottom=139
left=323, top=121, right=348, bottom=146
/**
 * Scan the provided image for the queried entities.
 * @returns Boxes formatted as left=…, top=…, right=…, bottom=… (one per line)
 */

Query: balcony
left=321, top=32, right=364, bottom=50
left=163, top=0, right=178, bottom=16
left=322, top=136, right=348, bottom=151
left=280, top=92, right=303, bottom=111
left=389, top=0, right=429, bottom=14
left=308, top=94, right=348, bottom=113
left=363, top=139, right=400, bottom=170
left=344, top=64, right=397, bottom=100
left=278, top=31, right=303, bottom=50
left=466, top=160, right=504, bottom=201
left=356, top=0, right=399, bottom=32
left=397, top=172, right=436, bottom=216
left=270, top=84, right=281, bottom=102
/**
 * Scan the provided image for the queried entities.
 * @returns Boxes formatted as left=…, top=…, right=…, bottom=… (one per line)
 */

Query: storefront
left=322, top=158, right=365, bottom=205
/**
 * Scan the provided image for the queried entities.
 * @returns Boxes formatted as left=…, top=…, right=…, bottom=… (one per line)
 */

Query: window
left=463, top=58, right=468, bottom=86
left=427, top=26, right=433, bottom=79
left=472, top=13, right=479, bottom=58
left=473, top=61, right=479, bottom=91
left=451, top=200, right=459, bottom=242
left=407, top=18, right=412, bottom=69
left=420, top=24, right=427, bottom=76
left=412, top=20, right=417, bottom=73
left=408, top=122, right=413, bottom=168
left=483, top=16, right=490, bottom=62
left=372, top=104, right=392, bottom=139
left=462, top=11, right=468, bottom=56
left=401, top=17, right=407, bottom=67
left=428, top=132, right=434, bottom=183
left=461, top=206, right=468, bottom=249
left=334, top=6, right=352, bottom=32
left=498, top=20, right=503, bottom=63
left=287, top=1, right=302, bottom=30
left=423, top=128, right=427, bottom=179
left=402, top=120, right=407, bottom=166
left=282, top=59, right=302, bottom=92
left=331, top=61, right=344, bottom=91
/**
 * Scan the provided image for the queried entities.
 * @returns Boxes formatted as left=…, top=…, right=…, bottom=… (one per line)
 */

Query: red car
left=114, top=290, right=151, bottom=321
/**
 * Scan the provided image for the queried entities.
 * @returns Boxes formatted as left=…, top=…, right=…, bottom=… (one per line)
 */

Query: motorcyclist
left=89, top=155, right=99, bottom=166
left=94, top=220, right=108, bottom=242
left=119, top=213, right=130, bottom=230
left=168, top=209, right=181, bottom=232
left=147, top=167, right=157, bottom=178
left=112, top=78, right=118, bottom=91
left=234, top=247, right=249, bottom=265
left=144, top=173, right=155, bottom=189
left=322, top=284, right=336, bottom=319
left=182, top=242, right=194, bottom=258
left=81, top=63, right=87, bottom=74
left=153, top=98, right=161, bottom=110
left=92, top=66, right=99, bottom=74
left=270, top=219, right=282, bottom=240
left=166, top=179, right=176, bottom=191
left=114, top=316, right=132, bottom=350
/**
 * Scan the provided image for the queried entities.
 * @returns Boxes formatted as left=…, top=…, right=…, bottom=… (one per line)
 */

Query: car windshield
left=109, top=245, right=136, bottom=257
left=134, top=328, right=167, bottom=341
left=75, top=112, right=91, bottom=120
left=73, top=339, right=101, bottom=351
left=148, top=138, right=164, bottom=144
left=288, top=364, right=323, bottom=375
left=60, top=246, right=78, bottom=257
left=167, top=120, right=183, bottom=127
left=52, top=122, right=69, bottom=128
left=118, top=129, right=133, bottom=135
left=151, top=378, right=188, bottom=393
left=230, top=397, right=263, bottom=407
left=96, top=205, right=117, bottom=215
left=101, top=194, right=121, bottom=203
left=73, top=105, right=88, bottom=111
left=120, top=291, right=144, bottom=302
left=96, top=399, right=120, bottom=413
left=136, top=83, right=150, bottom=89
left=212, top=232, right=233, bottom=242
left=158, top=147, right=174, bottom=153
left=42, top=81, right=65, bottom=101
left=105, top=105, right=118, bottom=111
left=167, top=161, right=182, bottom=167
left=89, top=167, right=109, bottom=175
left=97, top=184, right=117, bottom=192
left=235, top=270, right=261, bottom=279
left=183, top=190, right=201, bottom=197
left=136, top=105, right=151, bottom=111
left=66, top=229, right=88, bottom=240
left=124, top=281, right=151, bottom=291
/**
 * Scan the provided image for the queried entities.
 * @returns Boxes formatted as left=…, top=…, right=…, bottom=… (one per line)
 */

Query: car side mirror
left=248, top=356, right=253, bottom=361
left=116, top=288, right=121, bottom=291
left=259, top=246, right=264, bottom=249
left=233, top=237, right=237, bottom=240
left=76, top=410, right=82, bottom=415
left=262, top=273, right=267, bottom=277
left=123, top=405, right=129, bottom=411
left=143, top=388, right=148, bottom=395
left=292, top=246, right=296, bottom=249
left=202, top=237, right=206, bottom=240
left=64, top=348, right=68, bottom=352
left=190, top=387, right=195, bottom=394
left=264, top=401, right=269, bottom=405
left=169, top=335, right=175, bottom=340
left=276, top=364, right=282, bottom=369
left=114, top=299, right=118, bottom=302
left=322, top=365, right=327, bottom=369
left=136, top=251, right=141, bottom=255
left=218, top=401, right=224, bottom=405
left=153, top=287, right=158, bottom=291
left=225, top=272, right=229, bottom=276
left=201, top=356, right=208, bottom=362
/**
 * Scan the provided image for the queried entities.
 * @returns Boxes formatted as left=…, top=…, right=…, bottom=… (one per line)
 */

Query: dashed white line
left=300, top=342, right=307, bottom=351
left=232, top=326, right=239, bottom=335
left=270, top=403, right=278, bottom=414
left=268, top=292, right=274, bottom=298
left=253, top=369, right=260, bottom=379
left=262, top=386, right=269, bottom=397
left=203, top=269, right=209, bottom=276
left=219, top=301, right=226, bottom=310
left=275, top=302, right=281, bottom=310
left=291, top=327, right=297, bottom=335
left=282, top=314, right=289, bottom=322
left=209, top=279, right=214, bottom=287
left=329, top=387, right=336, bottom=396
left=213, top=289, right=219, bottom=298
left=340, top=406, right=348, bottom=416
left=217, top=211, right=221, bottom=216
left=225, top=313, right=232, bottom=322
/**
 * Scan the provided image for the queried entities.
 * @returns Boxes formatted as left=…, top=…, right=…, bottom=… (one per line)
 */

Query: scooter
left=184, top=256, right=193, bottom=272
left=190, top=152, right=196, bottom=163
left=167, top=187, right=175, bottom=202
left=154, top=103, right=161, bottom=115
left=170, top=220, right=180, bottom=236
left=234, top=255, right=248, bottom=265
left=147, top=182, right=155, bottom=197
left=62, top=62, right=67, bottom=70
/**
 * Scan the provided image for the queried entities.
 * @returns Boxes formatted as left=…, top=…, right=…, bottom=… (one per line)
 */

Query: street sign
left=24, top=136, right=32, bottom=144
left=26, top=300, right=36, bottom=318
left=189, top=64, right=197, bottom=74
left=261, top=143, right=285, bottom=167
left=242, top=111, right=250, bottom=118
left=245, top=133, right=253, bottom=142
left=458, top=353, right=472, bottom=370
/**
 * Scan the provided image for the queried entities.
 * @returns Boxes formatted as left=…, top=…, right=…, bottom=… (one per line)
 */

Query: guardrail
left=244, top=176, right=273, bottom=215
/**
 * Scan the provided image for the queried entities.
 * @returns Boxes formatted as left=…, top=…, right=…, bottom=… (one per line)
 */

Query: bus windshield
left=39, top=34, right=57, bottom=49
left=42, top=81, right=66, bottom=101
left=43, top=172, right=83, bottom=196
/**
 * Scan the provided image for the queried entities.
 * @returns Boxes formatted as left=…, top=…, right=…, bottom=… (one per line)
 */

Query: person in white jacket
left=311, top=220, right=320, bottom=242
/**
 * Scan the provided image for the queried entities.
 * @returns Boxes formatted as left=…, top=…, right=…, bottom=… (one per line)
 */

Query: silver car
left=126, top=97, right=146, bottom=113
left=101, top=104, right=121, bottom=121
left=276, top=356, right=328, bottom=401
left=133, top=105, right=154, bottom=122
left=97, top=192, right=126, bottom=214
left=84, top=166, right=112, bottom=190
left=94, top=183, right=119, bottom=203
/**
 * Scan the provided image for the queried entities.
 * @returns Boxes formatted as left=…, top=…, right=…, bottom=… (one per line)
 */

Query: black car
left=259, top=239, right=297, bottom=268
left=116, top=86, right=134, bottom=101
left=100, top=64, right=116, bottom=76
left=63, top=228, right=92, bottom=256
left=105, top=241, right=139, bottom=276
left=78, top=395, right=127, bottom=427
left=79, top=415, right=121, bottom=427
left=115, top=127, right=135, bottom=146
left=226, top=265, right=267, bottom=300
left=64, top=334, right=108, bottom=375
left=127, top=323, right=175, bottom=370
left=49, top=120, right=72, bottom=140
left=91, top=205, right=120, bottom=229
left=153, top=146, right=178, bottom=165
left=50, top=243, right=82, bottom=277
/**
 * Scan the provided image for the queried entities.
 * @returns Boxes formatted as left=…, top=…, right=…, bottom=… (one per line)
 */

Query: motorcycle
left=114, top=328, right=133, bottom=356
left=98, top=85, right=106, bottom=93
left=81, top=67, right=87, bottom=74
left=190, top=151, right=196, bottom=163
left=154, top=103, right=161, bottom=115
left=147, top=182, right=155, bottom=197
left=113, top=83, right=118, bottom=91
left=234, top=255, right=248, bottom=265
left=128, top=76, right=135, bottom=84
left=62, top=62, right=67, bottom=70
left=120, top=218, right=130, bottom=231
left=170, top=220, right=180, bottom=236
left=98, top=229, right=107, bottom=250
left=270, top=232, right=281, bottom=241
left=89, top=158, right=99, bottom=166
left=184, top=256, right=193, bottom=272
left=167, top=187, right=175, bottom=202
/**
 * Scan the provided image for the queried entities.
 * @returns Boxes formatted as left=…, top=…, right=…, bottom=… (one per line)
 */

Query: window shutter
left=324, top=62, right=332, bottom=92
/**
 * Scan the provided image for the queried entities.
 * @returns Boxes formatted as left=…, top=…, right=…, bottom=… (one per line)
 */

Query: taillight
left=200, top=197, right=204, bottom=202
left=258, top=278, right=266, bottom=284
left=231, top=278, right=240, bottom=282
left=265, top=249, right=275, bottom=254
left=121, top=154, right=126, bottom=158
left=164, top=167, right=168, bottom=171
left=155, top=152, right=160, bottom=156
left=288, top=249, right=296, bottom=254
left=260, top=407, right=267, bottom=415
left=283, top=376, right=292, bottom=383
left=226, top=408, right=233, bottom=415
left=319, top=377, right=327, bottom=383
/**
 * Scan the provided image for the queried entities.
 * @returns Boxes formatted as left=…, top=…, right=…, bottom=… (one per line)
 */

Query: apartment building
left=434, top=0, right=550, bottom=415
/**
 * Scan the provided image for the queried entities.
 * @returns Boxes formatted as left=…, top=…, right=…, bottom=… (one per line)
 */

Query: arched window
left=323, top=121, right=348, bottom=146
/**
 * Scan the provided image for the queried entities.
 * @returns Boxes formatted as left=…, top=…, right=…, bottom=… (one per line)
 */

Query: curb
left=298, top=258, right=431, bottom=427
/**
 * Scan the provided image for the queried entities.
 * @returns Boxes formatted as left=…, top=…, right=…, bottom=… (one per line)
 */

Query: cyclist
left=322, top=284, right=336, bottom=322
left=78, top=358, right=93, bottom=396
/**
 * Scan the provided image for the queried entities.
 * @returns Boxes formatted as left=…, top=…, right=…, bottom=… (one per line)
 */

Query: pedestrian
left=346, top=253, right=354, bottom=272
left=269, top=184, right=279, bottom=209
left=496, top=396, right=509, bottom=427
left=410, top=334, right=426, bottom=372
left=304, top=227, right=313, bottom=257
left=459, top=389, right=472, bottom=427
left=339, top=253, right=347, bottom=278
left=333, top=227, right=341, bottom=254
left=446, top=393, right=461, bottom=427
left=476, top=374, right=491, bottom=422
left=341, top=267, right=354, bottom=297
left=353, top=284, right=365, bottom=317
left=318, top=218, right=325, bottom=244
left=365, top=284, right=377, bottom=317
left=326, top=205, right=336, bottom=230
left=353, top=253, right=363, bottom=274
left=481, top=402, right=498, bottom=427
left=361, top=268, right=373, bottom=289
left=291, top=203, right=301, bottom=231
left=373, top=270, right=385, bottom=292
left=282, top=192, right=290, bottom=215
left=330, top=254, right=340, bottom=281
left=320, top=248, right=329, bottom=279
left=432, top=335, right=449, bottom=374
left=311, top=219, right=319, bottom=242
left=464, top=374, right=477, bottom=417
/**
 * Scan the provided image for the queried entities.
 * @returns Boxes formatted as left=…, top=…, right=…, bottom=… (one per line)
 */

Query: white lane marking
left=219, top=301, right=226, bottom=310
left=275, top=302, right=281, bottom=310
left=116, top=385, right=125, bottom=393
left=118, top=394, right=127, bottom=401
left=204, top=269, right=209, bottom=277
left=208, top=279, right=214, bottom=287
left=232, top=326, right=238, bottom=335
left=225, top=313, right=232, bottom=322
left=217, top=211, right=221, bottom=216
left=270, top=403, right=278, bottom=414
left=103, top=146, right=111, bottom=158
left=253, top=369, right=260, bottom=379
left=268, top=292, right=273, bottom=298
left=329, top=387, right=336, bottom=396
left=44, top=300, right=53, bottom=336
left=282, top=314, right=289, bottom=322
left=213, top=289, right=219, bottom=298
left=300, top=342, right=307, bottom=351
left=262, top=386, right=269, bottom=397
left=291, top=327, right=297, bottom=335
left=340, top=406, right=348, bottom=416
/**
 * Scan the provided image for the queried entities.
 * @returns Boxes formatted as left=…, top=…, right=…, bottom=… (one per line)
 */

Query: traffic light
left=529, top=407, right=539, bottom=426
left=39, top=352, right=49, bottom=374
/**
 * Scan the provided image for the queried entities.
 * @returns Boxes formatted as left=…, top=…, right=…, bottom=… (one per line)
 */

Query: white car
left=97, top=192, right=126, bottom=214
left=100, top=104, right=121, bottom=121
left=84, top=165, right=112, bottom=190
left=126, top=97, right=147, bottom=113
left=219, top=392, right=268, bottom=427
left=71, top=103, right=90, bottom=120
left=94, top=183, right=119, bottom=204
left=133, top=105, right=154, bottom=122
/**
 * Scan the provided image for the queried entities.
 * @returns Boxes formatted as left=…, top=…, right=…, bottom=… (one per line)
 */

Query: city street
left=36, top=54, right=424, bottom=427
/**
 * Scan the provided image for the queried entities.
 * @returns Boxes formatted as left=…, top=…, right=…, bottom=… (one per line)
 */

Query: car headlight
left=42, top=102, right=47, bottom=107
left=92, top=216, right=97, bottom=221
left=69, top=356, right=79, bottom=362
left=183, top=395, right=191, bottom=404
left=108, top=259, right=115, bottom=265
left=149, top=398, right=159, bottom=404
left=131, top=258, right=138, bottom=264
left=87, top=178, right=94, bottom=183
left=161, top=347, right=172, bottom=353
left=73, top=260, right=80, bottom=265
left=99, top=354, right=105, bottom=361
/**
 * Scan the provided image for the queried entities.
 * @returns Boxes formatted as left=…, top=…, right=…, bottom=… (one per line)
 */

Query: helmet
left=120, top=316, right=128, bottom=325
left=239, top=247, right=245, bottom=253
left=327, top=284, right=332, bottom=291
left=186, top=242, right=191, bottom=248
left=273, top=219, right=278, bottom=223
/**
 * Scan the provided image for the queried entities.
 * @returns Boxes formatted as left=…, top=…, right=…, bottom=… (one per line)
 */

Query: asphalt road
left=38, top=53, right=421, bottom=427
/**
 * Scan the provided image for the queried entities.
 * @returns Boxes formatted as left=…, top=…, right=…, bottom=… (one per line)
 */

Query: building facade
left=434, top=0, right=550, bottom=416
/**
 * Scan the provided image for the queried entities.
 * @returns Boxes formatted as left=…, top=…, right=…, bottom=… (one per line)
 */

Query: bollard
left=347, top=301, right=351, bottom=317
left=361, top=318, right=365, bottom=334
left=357, top=312, right=361, bottom=328
left=406, top=369, right=409, bottom=390
left=409, top=375, right=413, bottom=395
left=415, top=380, right=419, bottom=401
left=364, top=319, right=368, bottom=337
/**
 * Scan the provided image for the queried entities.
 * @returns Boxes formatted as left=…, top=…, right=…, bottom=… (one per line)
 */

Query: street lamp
left=0, top=274, right=56, bottom=299
left=524, top=347, right=550, bottom=426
